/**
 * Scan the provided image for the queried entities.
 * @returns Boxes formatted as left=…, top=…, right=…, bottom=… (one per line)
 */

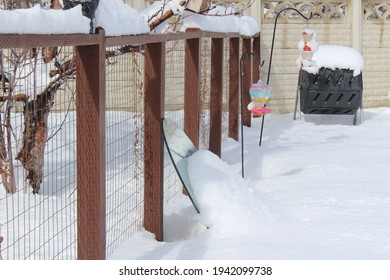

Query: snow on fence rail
left=0, top=28, right=260, bottom=259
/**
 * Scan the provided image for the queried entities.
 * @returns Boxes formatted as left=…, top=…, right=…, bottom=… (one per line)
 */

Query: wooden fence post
left=253, top=35, right=261, bottom=83
left=184, top=31, right=201, bottom=148
left=242, top=37, right=252, bottom=127
left=76, top=28, right=106, bottom=260
left=209, top=37, right=224, bottom=157
left=228, top=37, right=240, bottom=141
left=144, top=42, right=165, bottom=241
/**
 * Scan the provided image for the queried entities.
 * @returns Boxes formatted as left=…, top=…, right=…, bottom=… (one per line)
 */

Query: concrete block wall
left=260, top=0, right=390, bottom=113
left=121, top=1, right=390, bottom=113
left=362, top=1, right=390, bottom=108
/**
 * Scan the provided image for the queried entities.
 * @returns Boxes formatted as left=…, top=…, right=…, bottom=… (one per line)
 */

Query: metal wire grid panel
left=200, top=38, right=212, bottom=150
left=198, top=37, right=232, bottom=148
left=0, top=46, right=77, bottom=259
left=202, top=37, right=234, bottom=153
left=163, top=40, right=187, bottom=203
left=162, top=36, right=233, bottom=205
left=0, top=32, right=245, bottom=259
left=104, top=47, right=145, bottom=258
left=222, top=38, right=231, bottom=141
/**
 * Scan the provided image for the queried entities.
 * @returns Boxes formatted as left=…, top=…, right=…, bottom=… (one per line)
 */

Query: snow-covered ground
left=111, top=108, right=390, bottom=260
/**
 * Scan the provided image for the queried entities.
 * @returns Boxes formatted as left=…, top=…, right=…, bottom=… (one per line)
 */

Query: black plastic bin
left=298, top=67, right=363, bottom=115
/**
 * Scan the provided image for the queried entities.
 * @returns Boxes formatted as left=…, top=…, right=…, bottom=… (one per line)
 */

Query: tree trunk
left=0, top=106, right=16, bottom=194
left=50, top=0, right=63, bottom=9
left=16, top=84, right=58, bottom=194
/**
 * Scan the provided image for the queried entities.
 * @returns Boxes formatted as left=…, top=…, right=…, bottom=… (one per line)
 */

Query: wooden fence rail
left=0, top=28, right=260, bottom=259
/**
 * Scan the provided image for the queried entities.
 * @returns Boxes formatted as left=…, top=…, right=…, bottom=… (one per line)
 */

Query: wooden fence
left=0, top=28, right=260, bottom=259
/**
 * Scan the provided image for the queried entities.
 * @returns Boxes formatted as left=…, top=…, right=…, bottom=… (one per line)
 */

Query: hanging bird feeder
left=247, top=68, right=272, bottom=118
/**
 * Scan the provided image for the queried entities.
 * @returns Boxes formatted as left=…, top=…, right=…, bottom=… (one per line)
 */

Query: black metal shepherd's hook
left=258, top=7, right=313, bottom=146
left=239, top=52, right=264, bottom=178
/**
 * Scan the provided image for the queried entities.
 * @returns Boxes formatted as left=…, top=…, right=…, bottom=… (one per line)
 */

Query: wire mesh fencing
left=164, top=40, right=186, bottom=204
left=0, top=46, right=77, bottom=259
left=0, top=31, right=259, bottom=259
left=104, top=47, right=145, bottom=258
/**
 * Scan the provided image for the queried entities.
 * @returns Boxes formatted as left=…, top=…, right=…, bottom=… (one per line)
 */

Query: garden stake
left=259, top=7, right=312, bottom=146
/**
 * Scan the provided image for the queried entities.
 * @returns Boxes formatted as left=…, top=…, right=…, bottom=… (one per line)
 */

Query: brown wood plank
left=228, top=37, right=240, bottom=141
left=209, top=38, right=223, bottom=157
left=184, top=36, right=201, bottom=148
left=0, top=34, right=99, bottom=48
left=76, top=28, right=106, bottom=260
left=242, top=38, right=252, bottom=127
left=143, top=42, right=165, bottom=241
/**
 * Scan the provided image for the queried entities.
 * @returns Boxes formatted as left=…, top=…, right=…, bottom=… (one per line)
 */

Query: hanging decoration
left=297, top=28, right=318, bottom=68
left=247, top=68, right=272, bottom=118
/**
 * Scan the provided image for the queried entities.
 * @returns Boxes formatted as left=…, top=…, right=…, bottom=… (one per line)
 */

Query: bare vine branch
left=149, top=1, right=187, bottom=31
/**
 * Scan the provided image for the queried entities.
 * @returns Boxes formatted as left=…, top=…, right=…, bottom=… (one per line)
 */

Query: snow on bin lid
left=302, top=45, right=364, bottom=77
